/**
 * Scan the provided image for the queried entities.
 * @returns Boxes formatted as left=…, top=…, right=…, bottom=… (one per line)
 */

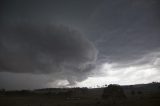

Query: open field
left=0, top=83, right=160, bottom=106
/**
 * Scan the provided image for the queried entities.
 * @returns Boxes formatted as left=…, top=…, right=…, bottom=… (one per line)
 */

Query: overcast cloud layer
left=0, top=0, right=160, bottom=89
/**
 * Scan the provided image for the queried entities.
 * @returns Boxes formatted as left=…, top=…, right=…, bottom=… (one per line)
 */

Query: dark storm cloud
left=85, top=0, right=160, bottom=66
left=0, top=0, right=101, bottom=89
left=0, top=72, right=50, bottom=90
left=0, top=24, right=97, bottom=85
left=0, top=0, right=101, bottom=25
left=0, top=0, right=160, bottom=89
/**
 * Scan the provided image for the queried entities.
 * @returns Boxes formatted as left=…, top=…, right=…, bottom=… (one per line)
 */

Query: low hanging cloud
left=0, top=24, right=98, bottom=85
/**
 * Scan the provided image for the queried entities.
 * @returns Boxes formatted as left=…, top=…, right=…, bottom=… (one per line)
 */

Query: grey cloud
left=0, top=72, right=50, bottom=90
left=0, top=0, right=160, bottom=89
left=87, top=0, right=160, bottom=64
left=111, top=50, right=160, bottom=69
left=0, top=24, right=98, bottom=85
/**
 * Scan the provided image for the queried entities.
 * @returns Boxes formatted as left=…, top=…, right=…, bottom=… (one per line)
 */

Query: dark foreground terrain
left=0, top=83, right=160, bottom=106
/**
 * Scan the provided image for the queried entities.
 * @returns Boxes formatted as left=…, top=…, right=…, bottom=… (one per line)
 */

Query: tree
left=0, top=89, right=5, bottom=95
left=102, top=84, right=126, bottom=100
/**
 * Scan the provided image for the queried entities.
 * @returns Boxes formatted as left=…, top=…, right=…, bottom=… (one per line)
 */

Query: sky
left=0, top=0, right=160, bottom=90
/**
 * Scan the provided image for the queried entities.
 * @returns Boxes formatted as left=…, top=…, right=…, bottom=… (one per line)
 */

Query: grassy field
left=1, top=83, right=160, bottom=106
left=0, top=91, right=160, bottom=106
